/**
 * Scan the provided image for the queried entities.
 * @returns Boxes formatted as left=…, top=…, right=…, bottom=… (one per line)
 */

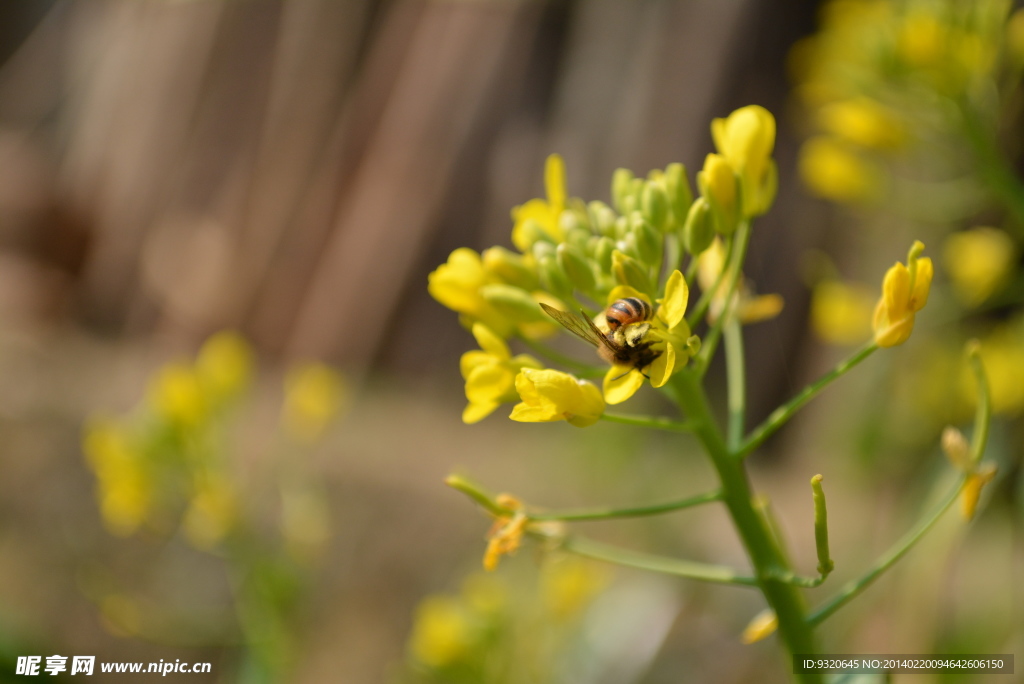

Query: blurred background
left=0, top=0, right=1020, bottom=682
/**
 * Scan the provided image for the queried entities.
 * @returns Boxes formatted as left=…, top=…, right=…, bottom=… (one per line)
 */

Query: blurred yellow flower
left=409, top=596, right=472, bottom=668
left=461, top=574, right=507, bottom=616
left=898, top=10, right=946, bottom=67
left=811, top=280, right=875, bottom=345
left=541, top=557, right=608, bottom=620
left=196, top=331, right=254, bottom=404
left=799, top=136, right=880, bottom=203
left=510, top=369, right=605, bottom=427
left=182, top=474, right=237, bottom=550
left=817, top=98, right=905, bottom=149
left=711, top=105, right=778, bottom=217
left=968, top=322, right=1024, bottom=414
left=283, top=362, right=345, bottom=443
left=511, top=154, right=567, bottom=251
left=83, top=417, right=151, bottom=536
left=148, top=362, right=207, bottom=428
left=697, top=238, right=784, bottom=326
left=741, top=608, right=778, bottom=644
left=943, top=227, right=1016, bottom=306
left=460, top=323, right=542, bottom=424
left=873, top=241, right=932, bottom=347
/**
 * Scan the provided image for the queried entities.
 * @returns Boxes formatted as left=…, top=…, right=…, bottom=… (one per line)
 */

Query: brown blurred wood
left=285, top=1, right=541, bottom=368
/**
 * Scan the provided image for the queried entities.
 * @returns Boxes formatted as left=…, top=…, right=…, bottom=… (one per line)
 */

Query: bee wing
left=540, top=303, right=615, bottom=352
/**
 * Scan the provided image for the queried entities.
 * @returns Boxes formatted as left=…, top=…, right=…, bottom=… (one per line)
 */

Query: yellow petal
left=509, top=403, right=560, bottom=423
left=648, top=344, right=676, bottom=388
left=427, top=248, right=486, bottom=314
left=738, top=294, right=784, bottom=324
left=463, top=401, right=498, bottom=424
left=910, top=256, right=932, bottom=312
left=658, top=270, right=689, bottom=328
left=465, top=364, right=516, bottom=405
left=603, top=365, right=645, bottom=404
left=881, top=262, right=911, bottom=321
left=471, top=323, right=509, bottom=359
left=565, top=381, right=604, bottom=427
left=607, top=285, right=651, bottom=306
left=460, top=350, right=492, bottom=379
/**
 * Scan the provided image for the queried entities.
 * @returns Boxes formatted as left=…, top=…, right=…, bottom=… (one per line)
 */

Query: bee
left=540, top=298, right=661, bottom=377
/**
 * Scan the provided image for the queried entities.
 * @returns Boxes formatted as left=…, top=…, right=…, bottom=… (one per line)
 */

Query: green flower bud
left=593, top=236, right=616, bottom=273
left=557, top=242, right=597, bottom=292
left=588, top=201, right=618, bottom=238
left=611, top=250, right=654, bottom=296
left=629, top=212, right=662, bottom=265
left=565, top=226, right=591, bottom=251
left=559, top=208, right=590, bottom=236
left=532, top=240, right=556, bottom=261
left=611, top=168, right=635, bottom=215
left=682, top=198, right=715, bottom=256
left=664, top=163, right=693, bottom=231
left=641, top=181, right=670, bottom=232
left=539, top=255, right=574, bottom=300
left=613, top=215, right=630, bottom=240
left=482, top=246, right=538, bottom=290
left=517, top=218, right=555, bottom=248
left=480, top=284, right=546, bottom=323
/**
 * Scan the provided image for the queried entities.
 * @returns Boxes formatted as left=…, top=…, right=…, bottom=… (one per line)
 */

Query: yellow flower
left=541, top=557, right=608, bottom=620
left=83, top=417, right=151, bottom=536
left=509, top=369, right=605, bottom=427
left=409, top=596, right=473, bottom=668
left=148, top=362, right=206, bottom=429
left=811, top=280, right=875, bottom=345
left=510, top=153, right=567, bottom=251
left=483, top=508, right=527, bottom=572
left=283, top=362, right=345, bottom=443
left=460, top=323, right=542, bottom=424
left=182, top=473, right=237, bottom=550
left=817, top=97, right=905, bottom=149
left=602, top=272, right=701, bottom=404
left=428, top=248, right=513, bottom=337
left=873, top=241, right=933, bottom=348
left=711, top=105, right=778, bottom=217
left=697, top=238, right=784, bottom=326
left=195, top=331, right=254, bottom=405
left=898, top=10, right=946, bottom=67
left=799, top=136, right=880, bottom=203
left=697, top=153, right=739, bottom=233
left=968, top=322, right=1024, bottom=415
left=943, top=227, right=1016, bottom=307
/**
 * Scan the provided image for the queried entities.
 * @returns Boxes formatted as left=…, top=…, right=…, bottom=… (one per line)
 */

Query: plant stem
left=669, top=371, right=823, bottom=683
left=808, top=474, right=966, bottom=626
left=737, top=343, right=877, bottom=459
left=530, top=489, right=722, bottom=522
left=725, top=319, right=746, bottom=450
left=561, top=535, right=758, bottom=586
left=601, top=412, right=695, bottom=432
left=687, top=234, right=734, bottom=329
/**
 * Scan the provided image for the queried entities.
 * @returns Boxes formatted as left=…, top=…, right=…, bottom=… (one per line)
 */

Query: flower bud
left=559, top=209, right=591, bottom=238
left=588, top=201, right=618, bottom=238
left=663, top=163, right=692, bottom=231
left=697, top=153, right=739, bottom=235
left=557, top=243, right=597, bottom=292
left=641, top=181, right=670, bottom=233
left=539, top=255, right=574, bottom=300
left=941, top=426, right=971, bottom=472
left=593, top=236, right=616, bottom=273
left=532, top=240, right=556, bottom=261
left=481, top=284, right=546, bottom=323
left=613, top=215, right=630, bottom=241
left=611, top=250, right=654, bottom=297
left=515, top=218, right=555, bottom=250
left=482, top=246, right=538, bottom=290
left=682, top=197, right=715, bottom=255
left=629, top=212, right=662, bottom=266
left=611, top=168, right=635, bottom=216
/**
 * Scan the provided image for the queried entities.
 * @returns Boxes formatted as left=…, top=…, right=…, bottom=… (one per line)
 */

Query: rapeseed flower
left=873, top=241, right=932, bottom=347
left=409, top=595, right=473, bottom=667
left=943, top=227, right=1016, bottom=306
left=511, top=154, right=567, bottom=251
left=811, top=280, right=875, bottom=345
left=148, top=362, right=207, bottom=429
left=83, top=417, right=151, bottom=536
left=460, top=323, right=542, bottom=424
left=711, top=105, right=778, bottom=217
left=283, top=362, right=345, bottom=443
left=510, top=369, right=605, bottom=426
left=195, top=331, right=254, bottom=404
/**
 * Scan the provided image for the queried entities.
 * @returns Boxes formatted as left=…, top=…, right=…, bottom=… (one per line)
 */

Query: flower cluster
left=430, top=105, right=783, bottom=424
left=792, top=0, right=1024, bottom=205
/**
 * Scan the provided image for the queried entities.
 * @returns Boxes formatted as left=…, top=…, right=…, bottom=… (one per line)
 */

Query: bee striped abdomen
left=605, top=297, right=652, bottom=331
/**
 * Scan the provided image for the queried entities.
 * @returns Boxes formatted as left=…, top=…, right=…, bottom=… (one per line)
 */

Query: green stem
left=967, top=343, right=990, bottom=464
left=445, top=475, right=511, bottom=517
left=561, top=535, right=758, bottom=586
left=694, top=221, right=751, bottom=375
left=725, top=318, right=746, bottom=450
left=737, top=343, right=877, bottom=459
left=530, top=489, right=722, bottom=522
left=669, top=371, right=823, bottom=683
left=808, top=474, right=966, bottom=626
left=601, top=412, right=695, bottom=433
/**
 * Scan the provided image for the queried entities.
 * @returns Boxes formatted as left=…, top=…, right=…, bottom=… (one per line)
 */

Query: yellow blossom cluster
left=430, top=106, right=784, bottom=424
